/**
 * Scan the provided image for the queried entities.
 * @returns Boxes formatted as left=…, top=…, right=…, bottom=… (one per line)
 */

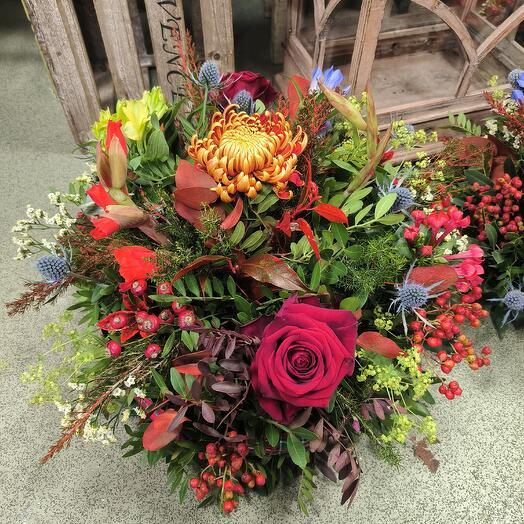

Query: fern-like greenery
left=448, top=113, right=482, bottom=136
left=337, top=233, right=408, bottom=295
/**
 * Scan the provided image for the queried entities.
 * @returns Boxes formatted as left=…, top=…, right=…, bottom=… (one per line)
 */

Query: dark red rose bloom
left=220, top=71, right=278, bottom=106
left=249, top=297, right=357, bottom=424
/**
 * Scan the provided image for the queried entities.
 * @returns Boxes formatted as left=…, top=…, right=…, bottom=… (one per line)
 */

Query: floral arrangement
left=419, top=71, right=524, bottom=333
left=9, top=39, right=498, bottom=515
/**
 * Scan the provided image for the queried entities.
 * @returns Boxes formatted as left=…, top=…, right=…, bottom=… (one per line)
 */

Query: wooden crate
left=22, top=0, right=235, bottom=143
left=278, top=0, right=524, bottom=134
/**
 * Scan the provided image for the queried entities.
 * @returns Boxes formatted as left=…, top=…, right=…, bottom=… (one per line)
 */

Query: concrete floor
left=1, top=2, right=524, bottom=523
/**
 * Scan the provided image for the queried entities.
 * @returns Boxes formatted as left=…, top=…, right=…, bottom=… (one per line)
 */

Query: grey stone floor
left=1, top=3, right=523, bottom=523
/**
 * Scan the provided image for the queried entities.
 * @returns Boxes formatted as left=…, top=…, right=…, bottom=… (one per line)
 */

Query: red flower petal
left=87, top=183, right=117, bottom=209
left=89, top=216, right=120, bottom=240
left=112, top=246, right=156, bottom=282
left=105, top=120, right=127, bottom=156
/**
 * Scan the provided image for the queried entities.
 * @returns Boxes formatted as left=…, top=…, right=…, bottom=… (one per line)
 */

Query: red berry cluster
left=190, top=432, right=266, bottom=514
left=409, top=299, right=491, bottom=396
left=464, top=175, right=523, bottom=243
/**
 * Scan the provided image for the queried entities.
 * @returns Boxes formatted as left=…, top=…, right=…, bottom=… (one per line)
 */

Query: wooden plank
left=348, top=0, right=387, bottom=96
left=128, top=0, right=150, bottom=89
left=377, top=84, right=510, bottom=127
left=22, top=0, right=100, bottom=144
left=286, top=34, right=313, bottom=77
left=467, top=10, right=524, bottom=69
left=144, top=0, right=187, bottom=101
left=477, top=6, right=524, bottom=61
left=271, top=0, right=288, bottom=64
left=93, top=0, right=144, bottom=99
left=199, top=0, right=235, bottom=72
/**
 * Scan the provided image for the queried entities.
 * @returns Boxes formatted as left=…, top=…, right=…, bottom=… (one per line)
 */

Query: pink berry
left=106, top=340, right=121, bottom=358
left=144, top=343, right=161, bottom=359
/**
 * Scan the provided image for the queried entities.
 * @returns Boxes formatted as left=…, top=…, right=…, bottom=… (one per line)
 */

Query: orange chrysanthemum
left=187, top=105, right=308, bottom=203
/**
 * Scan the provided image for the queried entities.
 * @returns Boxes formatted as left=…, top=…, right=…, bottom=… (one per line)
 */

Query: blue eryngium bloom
left=36, top=255, right=69, bottom=283
left=391, top=265, right=444, bottom=333
left=489, top=284, right=524, bottom=325
left=310, top=66, right=348, bottom=93
left=508, top=69, right=524, bottom=89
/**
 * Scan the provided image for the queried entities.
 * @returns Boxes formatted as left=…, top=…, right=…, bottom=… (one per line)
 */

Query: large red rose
left=250, top=297, right=357, bottom=424
left=220, top=71, right=278, bottom=106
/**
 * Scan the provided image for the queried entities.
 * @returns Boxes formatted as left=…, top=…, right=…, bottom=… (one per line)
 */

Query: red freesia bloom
left=112, top=246, right=156, bottom=282
left=220, top=71, right=278, bottom=106
left=249, top=296, right=357, bottom=424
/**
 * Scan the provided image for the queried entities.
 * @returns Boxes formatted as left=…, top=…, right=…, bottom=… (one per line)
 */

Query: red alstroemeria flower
left=106, top=120, right=128, bottom=156
left=112, top=246, right=156, bottom=282
left=90, top=216, right=120, bottom=240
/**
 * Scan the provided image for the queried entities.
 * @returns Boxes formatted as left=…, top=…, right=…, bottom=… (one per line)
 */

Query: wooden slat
left=377, top=84, right=510, bottom=127
left=271, top=0, right=288, bottom=64
left=144, top=0, right=186, bottom=101
left=477, top=6, right=524, bottom=61
left=199, top=0, right=235, bottom=72
left=93, top=0, right=144, bottom=99
left=22, top=0, right=100, bottom=143
left=348, top=0, right=387, bottom=96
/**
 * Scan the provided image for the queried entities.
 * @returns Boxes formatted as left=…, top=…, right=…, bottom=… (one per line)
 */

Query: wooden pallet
left=22, top=0, right=235, bottom=143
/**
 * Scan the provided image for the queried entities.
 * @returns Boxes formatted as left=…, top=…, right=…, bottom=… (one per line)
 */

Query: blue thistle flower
left=396, top=282, right=430, bottom=310
left=36, top=255, right=69, bottom=283
left=391, top=265, right=444, bottom=333
left=508, top=69, right=524, bottom=89
left=198, top=61, right=221, bottom=88
left=378, top=170, right=416, bottom=213
left=489, top=284, right=524, bottom=325
left=233, top=89, right=254, bottom=114
left=389, top=185, right=415, bottom=213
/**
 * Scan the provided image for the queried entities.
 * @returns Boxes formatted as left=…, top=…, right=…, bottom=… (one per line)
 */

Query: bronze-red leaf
left=239, top=254, right=310, bottom=292
left=356, top=331, right=402, bottom=358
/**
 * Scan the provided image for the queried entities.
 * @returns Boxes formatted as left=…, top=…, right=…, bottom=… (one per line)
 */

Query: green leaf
left=292, top=427, right=318, bottom=441
left=286, top=432, right=307, bottom=469
left=240, top=230, right=267, bottom=252
left=234, top=295, right=253, bottom=315
left=377, top=213, right=405, bottom=225
left=151, top=369, right=170, bottom=396
left=340, top=293, right=367, bottom=311
left=161, top=330, right=177, bottom=357
left=143, top=128, right=169, bottom=161
left=310, top=261, right=322, bottom=291
left=374, top=193, right=397, bottom=219
left=184, top=274, right=200, bottom=296
left=229, top=221, right=245, bottom=245
left=326, top=391, right=336, bottom=413
left=170, top=367, right=186, bottom=396
left=257, top=194, right=279, bottom=213
left=354, top=204, right=373, bottom=225
left=485, top=223, right=498, bottom=248
left=331, top=223, right=349, bottom=246
left=181, top=330, right=196, bottom=350
left=265, top=423, right=280, bottom=447
left=226, top=276, right=237, bottom=296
